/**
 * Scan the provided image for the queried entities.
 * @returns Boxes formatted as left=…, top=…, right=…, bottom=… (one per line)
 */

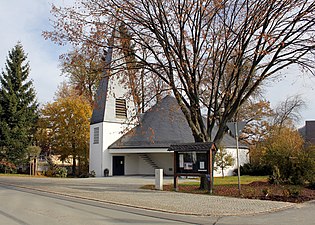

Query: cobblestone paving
left=0, top=176, right=295, bottom=216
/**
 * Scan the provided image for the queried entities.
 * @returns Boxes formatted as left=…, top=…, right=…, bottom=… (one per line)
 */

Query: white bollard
left=155, top=169, right=163, bottom=190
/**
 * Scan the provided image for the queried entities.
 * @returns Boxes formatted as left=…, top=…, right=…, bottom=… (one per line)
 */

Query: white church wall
left=125, top=154, right=139, bottom=175
left=102, top=122, right=133, bottom=176
left=90, top=122, right=134, bottom=177
left=138, top=156, right=155, bottom=175
left=105, top=75, right=136, bottom=123
left=89, top=123, right=103, bottom=176
left=150, top=153, right=174, bottom=175
left=213, top=148, right=249, bottom=177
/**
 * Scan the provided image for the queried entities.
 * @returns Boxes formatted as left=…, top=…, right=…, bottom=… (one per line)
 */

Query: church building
left=89, top=72, right=249, bottom=177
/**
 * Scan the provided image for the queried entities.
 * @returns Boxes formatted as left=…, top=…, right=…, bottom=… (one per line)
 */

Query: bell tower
left=89, top=42, right=136, bottom=177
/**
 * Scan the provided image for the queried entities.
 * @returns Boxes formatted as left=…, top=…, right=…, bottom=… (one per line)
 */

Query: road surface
left=0, top=184, right=212, bottom=225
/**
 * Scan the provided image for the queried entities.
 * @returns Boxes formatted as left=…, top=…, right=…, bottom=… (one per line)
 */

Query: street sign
left=226, top=121, right=246, bottom=137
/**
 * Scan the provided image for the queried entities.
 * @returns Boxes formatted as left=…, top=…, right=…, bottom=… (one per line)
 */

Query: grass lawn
left=0, top=173, right=31, bottom=177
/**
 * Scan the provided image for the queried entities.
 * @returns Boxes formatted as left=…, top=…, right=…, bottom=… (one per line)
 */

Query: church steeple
left=89, top=30, right=137, bottom=176
left=90, top=44, right=113, bottom=125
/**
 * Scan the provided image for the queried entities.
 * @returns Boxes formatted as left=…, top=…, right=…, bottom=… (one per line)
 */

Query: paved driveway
left=0, top=176, right=296, bottom=216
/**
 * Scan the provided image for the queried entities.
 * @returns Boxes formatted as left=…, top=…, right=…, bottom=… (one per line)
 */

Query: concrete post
left=155, top=169, right=163, bottom=190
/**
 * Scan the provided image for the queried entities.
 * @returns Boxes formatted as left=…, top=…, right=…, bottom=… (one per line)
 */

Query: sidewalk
left=0, top=176, right=295, bottom=216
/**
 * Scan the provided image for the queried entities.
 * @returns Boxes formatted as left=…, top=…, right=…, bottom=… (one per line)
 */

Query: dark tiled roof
left=90, top=76, right=109, bottom=125
left=109, top=96, right=247, bottom=149
left=90, top=45, right=113, bottom=125
left=168, top=142, right=216, bottom=152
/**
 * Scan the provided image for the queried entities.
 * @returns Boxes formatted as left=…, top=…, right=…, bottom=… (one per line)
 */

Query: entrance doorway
left=113, top=156, right=125, bottom=175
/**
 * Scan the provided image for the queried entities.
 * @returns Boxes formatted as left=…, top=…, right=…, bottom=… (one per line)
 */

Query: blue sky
left=0, top=0, right=314, bottom=128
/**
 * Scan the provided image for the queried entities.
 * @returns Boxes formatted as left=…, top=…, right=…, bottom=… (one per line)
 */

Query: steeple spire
left=90, top=30, right=115, bottom=125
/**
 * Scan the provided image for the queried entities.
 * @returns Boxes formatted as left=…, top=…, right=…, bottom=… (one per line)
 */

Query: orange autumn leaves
left=38, top=95, right=92, bottom=168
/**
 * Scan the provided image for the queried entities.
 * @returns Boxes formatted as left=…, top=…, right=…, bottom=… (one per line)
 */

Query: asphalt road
left=0, top=176, right=314, bottom=225
left=0, top=184, right=213, bottom=225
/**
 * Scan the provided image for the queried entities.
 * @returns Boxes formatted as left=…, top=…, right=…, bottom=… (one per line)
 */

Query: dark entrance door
left=113, top=156, right=125, bottom=175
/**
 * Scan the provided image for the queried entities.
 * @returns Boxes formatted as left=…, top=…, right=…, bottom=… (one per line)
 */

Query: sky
left=0, top=0, right=315, bottom=128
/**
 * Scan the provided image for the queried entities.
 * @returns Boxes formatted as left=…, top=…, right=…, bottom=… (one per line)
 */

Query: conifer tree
left=0, top=43, right=38, bottom=165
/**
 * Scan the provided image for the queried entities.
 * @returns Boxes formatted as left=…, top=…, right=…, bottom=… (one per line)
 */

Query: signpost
left=226, top=121, right=246, bottom=195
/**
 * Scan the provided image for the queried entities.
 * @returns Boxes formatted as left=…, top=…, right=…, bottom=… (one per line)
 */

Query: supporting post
left=174, top=175, right=179, bottom=191
left=209, top=150, right=213, bottom=194
left=235, top=122, right=241, bottom=195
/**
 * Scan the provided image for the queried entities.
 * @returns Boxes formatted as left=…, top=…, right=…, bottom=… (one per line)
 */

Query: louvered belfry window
left=115, top=98, right=127, bottom=118
left=93, top=127, right=100, bottom=144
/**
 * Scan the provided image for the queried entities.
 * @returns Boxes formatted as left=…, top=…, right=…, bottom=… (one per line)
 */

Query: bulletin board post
left=168, top=142, right=218, bottom=194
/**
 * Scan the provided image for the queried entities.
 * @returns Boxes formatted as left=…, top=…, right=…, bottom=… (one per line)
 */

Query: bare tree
left=60, top=48, right=104, bottom=106
left=44, top=0, right=315, bottom=144
left=273, top=95, right=306, bottom=129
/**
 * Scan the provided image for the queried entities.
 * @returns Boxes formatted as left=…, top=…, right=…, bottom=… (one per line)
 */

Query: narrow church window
left=93, top=127, right=100, bottom=144
left=115, top=99, right=127, bottom=118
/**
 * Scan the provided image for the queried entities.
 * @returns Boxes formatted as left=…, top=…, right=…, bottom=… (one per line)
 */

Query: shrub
left=268, top=166, right=281, bottom=185
left=288, top=187, right=300, bottom=198
left=234, top=163, right=272, bottom=176
left=0, top=160, right=17, bottom=173
left=55, top=167, right=67, bottom=178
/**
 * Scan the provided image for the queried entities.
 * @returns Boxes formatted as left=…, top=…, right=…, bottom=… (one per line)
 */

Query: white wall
left=89, top=123, right=103, bottom=176
left=150, top=153, right=174, bottom=175
left=109, top=149, right=249, bottom=177
left=124, top=154, right=139, bottom=175
left=213, top=148, right=249, bottom=177
left=120, top=153, right=174, bottom=176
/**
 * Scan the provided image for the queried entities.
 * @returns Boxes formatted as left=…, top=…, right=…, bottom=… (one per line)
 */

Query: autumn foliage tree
left=39, top=92, right=92, bottom=176
left=44, top=0, right=315, bottom=145
left=254, top=127, right=315, bottom=185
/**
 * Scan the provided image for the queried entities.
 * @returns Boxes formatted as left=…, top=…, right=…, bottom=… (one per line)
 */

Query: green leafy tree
left=0, top=43, right=38, bottom=165
left=215, top=147, right=235, bottom=178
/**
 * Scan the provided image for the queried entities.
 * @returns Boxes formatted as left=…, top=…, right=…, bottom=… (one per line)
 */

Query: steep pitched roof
left=90, top=76, right=109, bottom=125
left=90, top=45, right=114, bottom=125
left=109, top=96, right=247, bottom=149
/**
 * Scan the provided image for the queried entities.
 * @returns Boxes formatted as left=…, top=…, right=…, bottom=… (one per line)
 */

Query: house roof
left=109, top=96, right=248, bottom=149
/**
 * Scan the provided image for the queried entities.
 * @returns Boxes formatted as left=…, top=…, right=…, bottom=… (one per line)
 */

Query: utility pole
left=227, top=121, right=246, bottom=196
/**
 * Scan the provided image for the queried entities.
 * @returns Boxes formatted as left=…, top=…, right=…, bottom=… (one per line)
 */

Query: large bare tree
left=60, top=48, right=104, bottom=106
left=44, top=0, right=315, bottom=144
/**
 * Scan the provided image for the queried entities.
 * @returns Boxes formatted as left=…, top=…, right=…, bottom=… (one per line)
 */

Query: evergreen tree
left=0, top=43, right=38, bottom=165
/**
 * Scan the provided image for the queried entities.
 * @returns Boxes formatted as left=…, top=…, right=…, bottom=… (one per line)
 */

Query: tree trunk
left=72, top=155, right=76, bottom=176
